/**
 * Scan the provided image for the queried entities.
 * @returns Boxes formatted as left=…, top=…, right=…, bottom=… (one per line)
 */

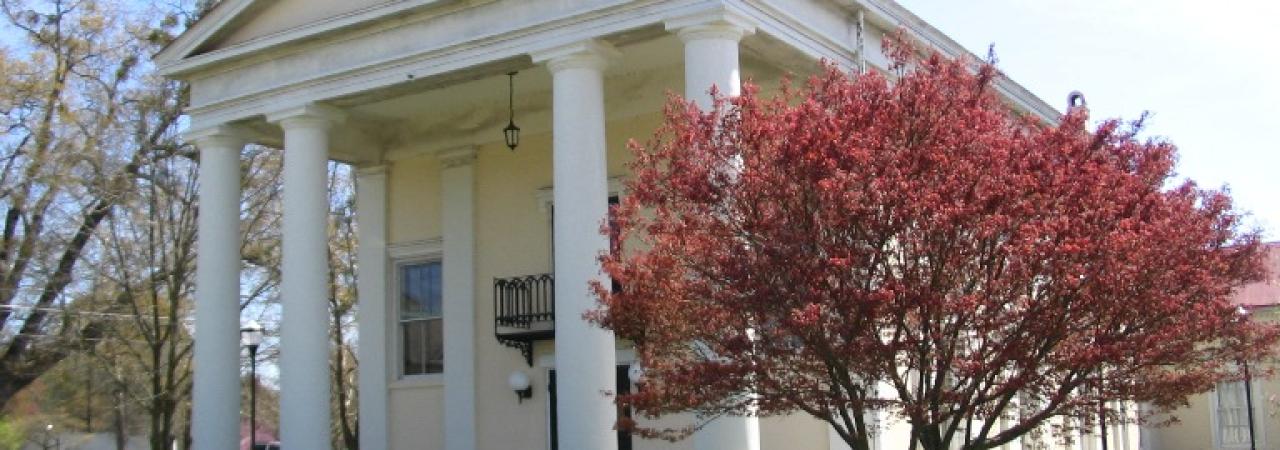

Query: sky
left=897, top=0, right=1280, bottom=240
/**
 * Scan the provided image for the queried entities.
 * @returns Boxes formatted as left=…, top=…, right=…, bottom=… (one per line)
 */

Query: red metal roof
left=1233, top=242, right=1280, bottom=307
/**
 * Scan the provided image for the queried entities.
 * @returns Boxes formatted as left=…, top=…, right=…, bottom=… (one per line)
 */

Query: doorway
left=548, top=365, right=633, bottom=450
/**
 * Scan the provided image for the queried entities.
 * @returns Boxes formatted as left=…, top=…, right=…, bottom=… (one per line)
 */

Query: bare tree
left=326, top=164, right=359, bottom=449
left=0, top=0, right=188, bottom=403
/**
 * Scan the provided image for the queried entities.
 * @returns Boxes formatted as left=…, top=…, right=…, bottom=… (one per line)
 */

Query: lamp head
left=241, top=321, right=265, bottom=348
left=628, top=361, right=644, bottom=385
left=508, top=370, right=532, bottom=403
left=504, top=121, right=520, bottom=151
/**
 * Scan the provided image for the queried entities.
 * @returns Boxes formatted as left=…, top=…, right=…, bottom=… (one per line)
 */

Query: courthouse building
left=156, top=1, right=1078, bottom=449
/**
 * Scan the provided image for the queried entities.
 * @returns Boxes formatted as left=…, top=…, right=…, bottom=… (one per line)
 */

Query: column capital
left=355, top=164, right=389, bottom=177
left=437, top=146, right=477, bottom=169
left=665, top=9, right=757, bottom=42
left=185, top=124, right=249, bottom=149
left=530, top=39, right=620, bottom=74
left=266, top=103, right=347, bottom=130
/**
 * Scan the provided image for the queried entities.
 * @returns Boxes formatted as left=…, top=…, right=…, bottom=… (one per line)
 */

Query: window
left=400, top=261, right=443, bottom=376
left=1214, top=380, right=1262, bottom=448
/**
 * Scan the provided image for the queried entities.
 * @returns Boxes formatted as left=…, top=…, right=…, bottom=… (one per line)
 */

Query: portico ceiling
left=236, top=28, right=799, bottom=163
left=162, top=0, right=1059, bottom=164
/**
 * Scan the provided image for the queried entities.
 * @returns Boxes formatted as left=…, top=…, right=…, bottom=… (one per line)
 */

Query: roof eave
left=832, top=0, right=1061, bottom=122
left=155, top=0, right=262, bottom=70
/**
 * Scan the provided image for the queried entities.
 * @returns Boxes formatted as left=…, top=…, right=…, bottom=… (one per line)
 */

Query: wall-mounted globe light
left=508, top=370, right=532, bottom=403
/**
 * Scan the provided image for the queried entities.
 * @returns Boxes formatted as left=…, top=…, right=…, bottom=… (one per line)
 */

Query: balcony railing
left=493, top=273, right=554, bottom=365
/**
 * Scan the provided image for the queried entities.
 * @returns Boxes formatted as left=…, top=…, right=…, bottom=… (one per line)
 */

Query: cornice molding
left=158, top=0, right=484, bottom=77
left=388, top=238, right=443, bottom=261
left=155, top=0, right=259, bottom=66
left=180, top=0, right=714, bottom=129
left=355, top=164, right=389, bottom=177
left=437, top=146, right=478, bottom=169
left=825, top=0, right=1060, bottom=121
left=174, top=0, right=1057, bottom=129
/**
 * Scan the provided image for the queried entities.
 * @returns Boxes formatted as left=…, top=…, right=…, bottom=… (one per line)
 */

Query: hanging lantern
left=504, top=71, right=520, bottom=151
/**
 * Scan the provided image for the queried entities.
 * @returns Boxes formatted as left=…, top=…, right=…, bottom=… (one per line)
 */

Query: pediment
left=156, top=0, right=465, bottom=75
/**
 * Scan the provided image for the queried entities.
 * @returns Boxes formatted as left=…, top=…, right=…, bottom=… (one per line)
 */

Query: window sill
left=390, top=374, right=444, bottom=390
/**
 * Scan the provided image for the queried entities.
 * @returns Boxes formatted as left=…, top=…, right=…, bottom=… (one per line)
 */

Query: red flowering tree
left=592, top=40, right=1277, bottom=450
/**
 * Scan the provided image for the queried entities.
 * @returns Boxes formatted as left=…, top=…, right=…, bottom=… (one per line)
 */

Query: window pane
left=403, top=320, right=427, bottom=375
left=427, top=263, right=442, bottom=317
left=1217, top=381, right=1254, bottom=446
left=400, top=261, right=443, bottom=376
left=401, top=262, right=442, bottom=320
left=426, top=318, right=443, bottom=374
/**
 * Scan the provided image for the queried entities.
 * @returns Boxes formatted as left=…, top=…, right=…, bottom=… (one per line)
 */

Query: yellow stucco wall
left=217, top=0, right=388, bottom=48
left=761, top=414, right=831, bottom=449
left=388, top=155, right=442, bottom=243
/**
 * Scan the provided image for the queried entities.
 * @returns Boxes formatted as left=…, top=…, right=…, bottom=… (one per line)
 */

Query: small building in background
left=1143, top=242, right=1280, bottom=450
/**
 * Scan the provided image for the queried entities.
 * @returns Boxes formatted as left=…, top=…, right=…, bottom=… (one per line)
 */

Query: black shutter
left=549, top=367, right=632, bottom=450
left=616, top=365, right=633, bottom=450
left=549, top=370, right=558, bottom=450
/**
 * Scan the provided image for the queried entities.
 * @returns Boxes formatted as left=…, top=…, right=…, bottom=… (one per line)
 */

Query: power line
left=0, top=304, right=283, bottom=328
left=0, top=304, right=178, bottom=322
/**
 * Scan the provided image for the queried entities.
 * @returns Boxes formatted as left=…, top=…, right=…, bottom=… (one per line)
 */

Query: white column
left=189, top=126, right=244, bottom=450
left=668, top=11, right=761, bottom=450
left=693, top=415, right=760, bottom=450
left=267, top=104, right=345, bottom=450
left=531, top=39, right=620, bottom=450
left=356, top=165, right=389, bottom=450
left=667, top=9, right=756, bottom=110
left=440, top=147, right=477, bottom=450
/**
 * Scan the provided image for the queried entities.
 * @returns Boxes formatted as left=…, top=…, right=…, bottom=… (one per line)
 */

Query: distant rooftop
left=1233, top=242, right=1280, bottom=307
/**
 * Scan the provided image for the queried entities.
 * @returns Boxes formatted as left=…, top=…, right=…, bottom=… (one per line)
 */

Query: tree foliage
left=593, top=38, right=1278, bottom=450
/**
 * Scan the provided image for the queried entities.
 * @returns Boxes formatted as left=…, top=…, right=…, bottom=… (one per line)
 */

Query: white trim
left=177, top=0, right=719, bottom=129
left=154, top=0, right=259, bottom=65
left=169, top=0, right=1058, bottom=135
left=823, top=0, right=1060, bottom=121
left=388, top=240, right=445, bottom=382
left=440, top=147, right=478, bottom=450
left=389, top=374, right=445, bottom=390
left=158, top=0, right=476, bottom=74
left=388, top=238, right=443, bottom=260
left=356, top=164, right=390, bottom=450
left=438, top=145, right=478, bottom=169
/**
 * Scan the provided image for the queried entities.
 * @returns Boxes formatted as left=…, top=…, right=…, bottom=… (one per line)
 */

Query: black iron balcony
left=494, top=273, right=554, bottom=366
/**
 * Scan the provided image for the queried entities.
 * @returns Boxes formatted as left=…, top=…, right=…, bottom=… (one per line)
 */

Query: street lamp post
left=1244, top=359, right=1258, bottom=450
left=241, top=321, right=265, bottom=450
left=1236, top=306, right=1258, bottom=450
left=38, top=424, right=61, bottom=450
